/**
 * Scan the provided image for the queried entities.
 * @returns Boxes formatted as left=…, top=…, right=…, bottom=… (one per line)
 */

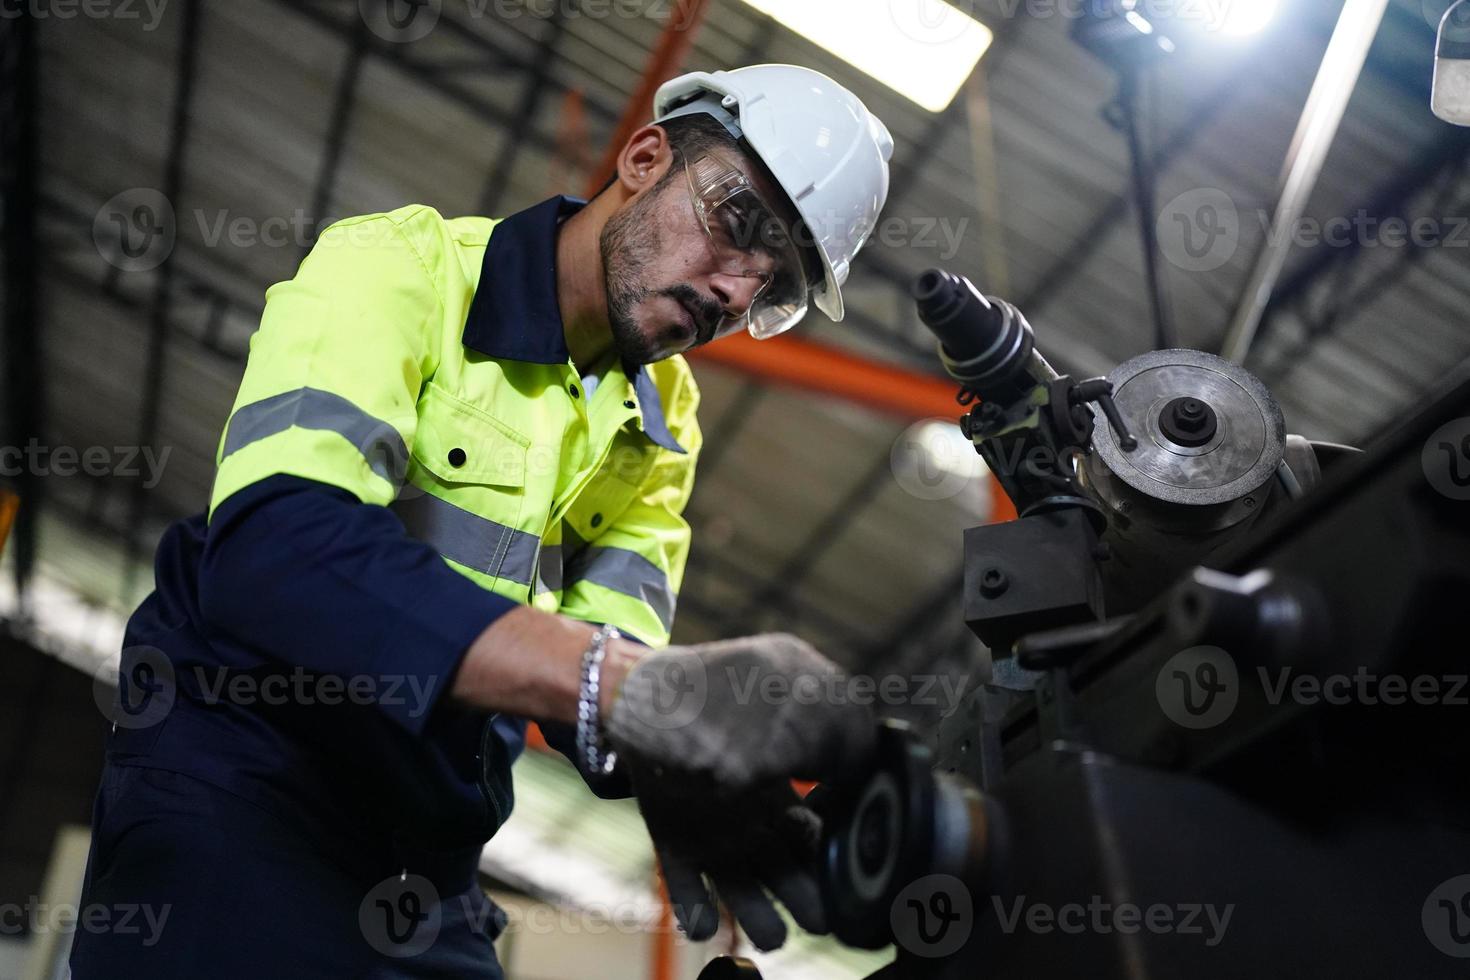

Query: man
left=72, top=64, right=894, bottom=977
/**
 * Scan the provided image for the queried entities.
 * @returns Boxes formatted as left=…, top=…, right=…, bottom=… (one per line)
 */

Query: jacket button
left=568, top=383, right=580, bottom=399
left=590, top=513, right=603, bottom=528
left=448, top=447, right=466, bottom=467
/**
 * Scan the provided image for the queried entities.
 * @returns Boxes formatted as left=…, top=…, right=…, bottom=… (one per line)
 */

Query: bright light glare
left=890, top=420, right=993, bottom=515
left=737, top=0, right=993, bottom=112
left=914, top=421, right=984, bottom=480
left=1217, top=0, right=1279, bottom=35
left=1124, top=10, right=1155, bottom=33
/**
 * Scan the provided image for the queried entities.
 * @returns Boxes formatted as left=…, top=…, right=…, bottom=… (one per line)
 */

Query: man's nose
left=709, top=272, right=764, bottom=318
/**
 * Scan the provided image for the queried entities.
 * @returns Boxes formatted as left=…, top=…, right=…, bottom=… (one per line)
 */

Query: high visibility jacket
left=99, top=195, right=702, bottom=866
left=210, top=195, right=701, bottom=646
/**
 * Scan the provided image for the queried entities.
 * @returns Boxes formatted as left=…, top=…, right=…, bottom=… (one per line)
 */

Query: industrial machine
left=704, top=269, right=1470, bottom=978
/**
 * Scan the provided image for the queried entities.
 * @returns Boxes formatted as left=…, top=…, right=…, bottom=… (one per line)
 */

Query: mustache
left=661, top=284, right=725, bottom=345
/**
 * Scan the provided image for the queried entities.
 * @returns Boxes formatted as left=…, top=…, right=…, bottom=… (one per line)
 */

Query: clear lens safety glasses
left=685, top=153, right=811, bottom=340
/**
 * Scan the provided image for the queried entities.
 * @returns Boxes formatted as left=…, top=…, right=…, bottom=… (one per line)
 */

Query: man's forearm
left=450, top=605, right=642, bottom=724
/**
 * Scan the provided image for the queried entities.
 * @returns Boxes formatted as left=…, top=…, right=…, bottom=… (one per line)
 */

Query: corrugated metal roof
left=23, top=0, right=1470, bottom=709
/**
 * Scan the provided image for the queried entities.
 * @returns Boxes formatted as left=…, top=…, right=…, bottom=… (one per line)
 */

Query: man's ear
left=615, top=124, right=675, bottom=196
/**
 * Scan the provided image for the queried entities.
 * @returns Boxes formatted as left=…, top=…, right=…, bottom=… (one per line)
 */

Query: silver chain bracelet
left=576, top=623, right=622, bottom=778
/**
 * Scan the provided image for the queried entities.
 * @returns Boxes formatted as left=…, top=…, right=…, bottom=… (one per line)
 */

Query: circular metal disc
left=847, top=772, right=901, bottom=903
left=1092, top=349, right=1285, bottom=506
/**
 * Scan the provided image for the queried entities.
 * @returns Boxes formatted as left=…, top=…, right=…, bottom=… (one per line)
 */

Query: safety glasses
left=684, top=152, right=811, bottom=340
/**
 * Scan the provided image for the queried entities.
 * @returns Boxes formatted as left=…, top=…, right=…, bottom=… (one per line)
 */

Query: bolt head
left=979, top=567, right=1009, bottom=598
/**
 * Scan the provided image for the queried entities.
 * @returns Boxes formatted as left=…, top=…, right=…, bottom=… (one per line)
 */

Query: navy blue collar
left=463, top=195, right=685, bottom=454
left=464, top=195, right=580, bottom=365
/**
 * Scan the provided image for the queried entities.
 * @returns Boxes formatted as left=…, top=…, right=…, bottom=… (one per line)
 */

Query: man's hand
left=601, top=633, right=876, bottom=950
left=604, top=632, right=876, bottom=790
left=628, top=765, right=825, bottom=951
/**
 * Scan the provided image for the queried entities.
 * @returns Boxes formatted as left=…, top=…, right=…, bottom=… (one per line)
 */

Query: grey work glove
left=604, top=633, right=877, bottom=950
left=605, top=632, right=877, bottom=790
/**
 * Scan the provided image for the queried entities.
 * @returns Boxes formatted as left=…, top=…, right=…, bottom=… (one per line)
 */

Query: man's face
left=600, top=151, right=801, bottom=365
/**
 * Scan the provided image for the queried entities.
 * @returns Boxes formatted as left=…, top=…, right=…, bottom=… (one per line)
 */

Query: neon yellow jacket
left=210, top=196, right=701, bottom=646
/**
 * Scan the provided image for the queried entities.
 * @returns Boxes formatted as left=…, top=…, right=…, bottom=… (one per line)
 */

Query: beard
left=599, top=184, right=728, bottom=366
left=599, top=188, right=670, bottom=365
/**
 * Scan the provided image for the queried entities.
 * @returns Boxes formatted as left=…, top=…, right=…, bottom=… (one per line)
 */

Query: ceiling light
left=737, top=0, right=993, bottom=112
left=1217, top=0, right=1280, bottom=35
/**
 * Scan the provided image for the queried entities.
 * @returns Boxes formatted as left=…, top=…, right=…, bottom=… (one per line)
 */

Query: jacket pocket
left=393, top=382, right=533, bottom=583
left=410, top=380, right=528, bottom=487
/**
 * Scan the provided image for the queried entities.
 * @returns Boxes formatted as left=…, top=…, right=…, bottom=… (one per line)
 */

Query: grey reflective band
left=221, top=387, right=409, bottom=486
left=392, top=491, right=537, bottom=583
left=535, top=544, right=563, bottom=594
left=565, top=546, right=675, bottom=632
left=393, top=492, right=674, bottom=629
left=501, top=528, right=541, bottom=587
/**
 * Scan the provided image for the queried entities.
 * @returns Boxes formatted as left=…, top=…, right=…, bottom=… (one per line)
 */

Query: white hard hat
left=653, top=64, right=895, bottom=323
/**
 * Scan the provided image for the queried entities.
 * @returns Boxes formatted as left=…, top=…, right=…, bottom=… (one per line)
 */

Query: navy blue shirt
left=107, top=197, right=638, bottom=867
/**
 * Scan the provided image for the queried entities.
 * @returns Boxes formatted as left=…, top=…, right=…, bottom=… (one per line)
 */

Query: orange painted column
left=0, top=490, right=17, bottom=557
left=687, top=332, right=963, bottom=420
left=687, top=333, right=1019, bottom=524
left=586, top=0, right=710, bottom=196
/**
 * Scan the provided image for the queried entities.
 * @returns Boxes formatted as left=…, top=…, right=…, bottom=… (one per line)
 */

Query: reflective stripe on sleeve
left=392, top=492, right=539, bottom=584
left=393, top=491, right=571, bottom=595
left=391, top=485, right=674, bottom=628
left=564, top=546, right=675, bottom=632
left=221, top=387, right=409, bottom=486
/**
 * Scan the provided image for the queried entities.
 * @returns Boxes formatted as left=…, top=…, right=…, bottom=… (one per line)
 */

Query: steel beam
left=123, top=0, right=203, bottom=594
left=1017, top=62, right=1254, bottom=322
left=304, top=9, right=371, bottom=251
left=1220, top=0, right=1392, bottom=364
left=0, top=6, right=40, bottom=606
left=278, top=0, right=595, bottom=162
left=585, top=0, right=709, bottom=193
left=686, top=331, right=963, bottom=419
left=715, top=452, right=896, bottom=633
left=690, top=381, right=764, bottom=477
left=1252, top=129, right=1470, bottom=359
left=478, top=2, right=569, bottom=216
